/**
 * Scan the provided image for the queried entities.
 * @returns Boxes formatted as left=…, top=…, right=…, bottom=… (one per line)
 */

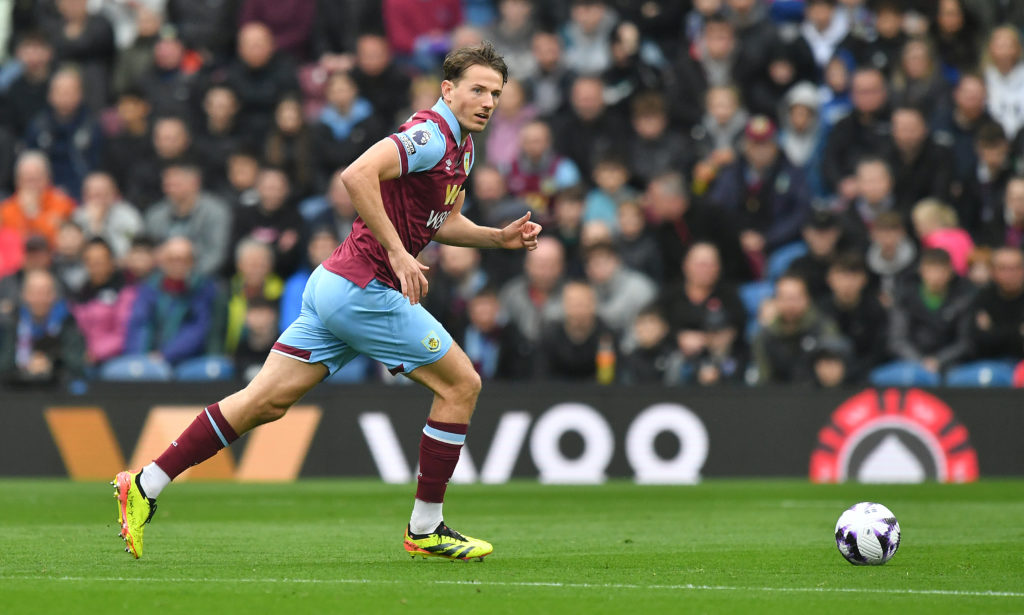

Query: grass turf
left=0, top=479, right=1022, bottom=614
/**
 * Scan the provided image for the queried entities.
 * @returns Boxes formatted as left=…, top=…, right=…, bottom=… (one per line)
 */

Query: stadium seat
left=869, top=361, right=941, bottom=387
left=739, top=281, right=774, bottom=342
left=99, top=354, right=173, bottom=381
left=175, top=355, right=236, bottom=381
left=944, top=360, right=1017, bottom=387
left=766, top=241, right=808, bottom=280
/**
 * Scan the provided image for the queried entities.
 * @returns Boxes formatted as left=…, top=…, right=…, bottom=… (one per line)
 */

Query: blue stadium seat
left=326, top=355, right=373, bottom=384
left=944, top=361, right=1016, bottom=387
left=739, top=281, right=774, bottom=318
left=766, top=241, right=808, bottom=280
left=100, top=354, right=173, bottom=381
left=175, top=355, right=236, bottom=381
left=869, top=361, right=941, bottom=387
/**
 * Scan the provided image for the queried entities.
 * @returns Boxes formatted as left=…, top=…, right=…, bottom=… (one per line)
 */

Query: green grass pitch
left=1, top=479, right=1022, bottom=614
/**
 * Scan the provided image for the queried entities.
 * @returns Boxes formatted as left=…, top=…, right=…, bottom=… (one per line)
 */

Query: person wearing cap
left=709, top=115, right=811, bottom=274
left=778, top=81, right=822, bottom=170
left=810, top=336, right=852, bottom=387
left=0, top=151, right=76, bottom=249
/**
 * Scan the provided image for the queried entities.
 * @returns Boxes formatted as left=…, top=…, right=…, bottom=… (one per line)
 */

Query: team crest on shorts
left=421, top=331, right=442, bottom=352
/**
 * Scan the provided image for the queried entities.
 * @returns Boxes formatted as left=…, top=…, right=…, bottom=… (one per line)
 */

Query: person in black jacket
left=820, top=252, right=889, bottom=382
left=350, top=33, right=410, bottom=127
left=1, top=32, right=54, bottom=138
left=887, top=105, right=955, bottom=215
left=969, top=246, right=1024, bottom=361
left=228, top=166, right=303, bottom=278
left=888, top=248, right=976, bottom=373
left=821, top=67, right=891, bottom=199
left=223, top=22, right=300, bottom=141
left=537, top=280, right=616, bottom=381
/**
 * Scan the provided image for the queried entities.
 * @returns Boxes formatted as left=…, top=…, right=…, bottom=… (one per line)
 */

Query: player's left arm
left=434, top=190, right=542, bottom=250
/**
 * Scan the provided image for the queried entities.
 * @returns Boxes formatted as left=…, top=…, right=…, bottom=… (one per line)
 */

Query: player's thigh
left=243, top=351, right=328, bottom=408
left=404, top=341, right=480, bottom=400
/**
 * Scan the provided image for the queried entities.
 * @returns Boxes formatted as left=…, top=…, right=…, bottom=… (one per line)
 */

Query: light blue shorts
left=273, top=265, right=453, bottom=376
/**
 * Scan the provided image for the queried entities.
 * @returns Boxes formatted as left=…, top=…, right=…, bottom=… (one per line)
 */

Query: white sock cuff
left=139, top=462, right=171, bottom=499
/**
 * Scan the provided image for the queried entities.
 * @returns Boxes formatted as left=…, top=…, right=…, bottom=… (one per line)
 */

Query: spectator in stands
left=312, top=0, right=380, bottom=73
left=423, top=245, right=489, bottom=338
left=958, top=121, right=1013, bottom=236
left=53, top=220, right=87, bottom=293
left=821, top=252, right=888, bottom=382
left=229, top=166, right=303, bottom=278
left=505, top=119, right=581, bottom=217
left=0, top=151, right=76, bottom=249
left=72, top=172, right=143, bottom=259
left=225, top=239, right=283, bottom=354
left=710, top=115, right=810, bottom=274
left=552, top=75, right=631, bottom=180
left=42, top=0, right=116, bottom=110
left=70, top=237, right=137, bottom=365
left=111, top=4, right=162, bottom=96
left=583, top=240, right=656, bottom=339
left=529, top=29, right=574, bottom=118
left=800, top=0, right=849, bottom=72
left=263, top=94, right=315, bottom=198
left=278, top=226, right=337, bottom=333
left=788, top=210, right=846, bottom=304
left=980, top=176, right=1024, bottom=249
left=866, top=211, right=917, bottom=307
left=25, top=67, right=103, bottom=200
left=537, top=280, right=614, bottom=381
left=2, top=32, right=54, bottom=138
left=0, top=236, right=56, bottom=322
left=306, top=171, right=356, bottom=240
left=224, top=21, right=300, bottom=140
left=888, top=247, right=975, bottom=373
left=983, top=26, right=1024, bottom=141
left=689, top=85, right=747, bottom=196
left=135, top=25, right=199, bottom=119
left=499, top=236, right=565, bottom=344
left=545, top=185, right=584, bottom=277
left=966, top=245, right=994, bottom=287
left=233, top=296, right=279, bottom=381
left=822, top=67, right=890, bottom=199
left=615, top=199, right=662, bottom=283
left=193, top=84, right=245, bottom=196
left=145, top=160, right=232, bottom=277
left=166, top=0, right=238, bottom=62
left=753, top=273, right=844, bottom=385
left=969, top=246, right=1024, bottom=361
left=888, top=106, right=954, bottom=214
left=646, top=171, right=748, bottom=283
left=889, top=38, right=950, bottom=120
left=619, top=305, right=678, bottom=385
left=382, top=0, right=462, bottom=70
left=454, top=285, right=525, bottom=379
left=671, top=13, right=742, bottom=130
left=810, top=337, right=852, bottom=387
left=127, top=115, right=194, bottom=210
left=843, top=0, right=905, bottom=78
left=778, top=82, right=822, bottom=172
left=350, top=33, right=410, bottom=127
left=912, top=198, right=975, bottom=275
left=931, top=0, right=982, bottom=76
left=121, top=235, right=156, bottom=284
left=744, top=37, right=815, bottom=121
left=933, top=74, right=995, bottom=195
left=220, top=147, right=261, bottom=209
left=125, top=236, right=220, bottom=365
left=486, top=0, right=537, bottom=80
left=239, top=0, right=316, bottom=62
left=483, top=78, right=536, bottom=172
left=729, top=0, right=786, bottom=86
left=0, top=268, right=85, bottom=386
left=102, top=89, right=153, bottom=205
left=312, top=72, right=385, bottom=190
left=840, top=157, right=897, bottom=244
left=562, top=0, right=616, bottom=76
left=626, top=91, right=690, bottom=189
left=583, top=156, right=637, bottom=231
left=658, top=241, right=746, bottom=365
left=601, top=20, right=669, bottom=118
left=817, top=51, right=854, bottom=131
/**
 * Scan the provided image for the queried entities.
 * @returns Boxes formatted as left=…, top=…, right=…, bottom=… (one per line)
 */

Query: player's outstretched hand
left=500, top=211, right=543, bottom=251
left=388, top=248, right=429, bottom=304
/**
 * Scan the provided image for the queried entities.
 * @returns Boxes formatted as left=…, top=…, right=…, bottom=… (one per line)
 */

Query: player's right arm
left=340, top=138, right=428, bottom=303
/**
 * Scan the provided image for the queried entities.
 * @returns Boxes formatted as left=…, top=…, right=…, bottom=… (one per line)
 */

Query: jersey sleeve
left=389, top=120, right=447, bottom=176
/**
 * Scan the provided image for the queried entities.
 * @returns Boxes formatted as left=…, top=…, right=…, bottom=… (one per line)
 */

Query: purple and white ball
left=834, top=502, right=901, bottom=565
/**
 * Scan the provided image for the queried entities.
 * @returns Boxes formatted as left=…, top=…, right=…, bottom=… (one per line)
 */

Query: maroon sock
left=415, top=419, right=468, bottom=503
left=153, top=403, right=239, bottom=480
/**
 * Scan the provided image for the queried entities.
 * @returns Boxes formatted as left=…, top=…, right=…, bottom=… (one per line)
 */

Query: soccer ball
left=834, top=502, right=901, bottom=565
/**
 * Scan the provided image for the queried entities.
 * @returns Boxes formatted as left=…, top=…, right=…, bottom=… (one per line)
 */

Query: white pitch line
left=0, top=576, right=1021, bottom=598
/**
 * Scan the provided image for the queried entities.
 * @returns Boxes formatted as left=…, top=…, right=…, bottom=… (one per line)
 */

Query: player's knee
left=445, top=369, right=481, bottom=406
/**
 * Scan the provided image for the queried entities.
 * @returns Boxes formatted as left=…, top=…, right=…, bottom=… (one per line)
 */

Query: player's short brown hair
left=442, top=41, right=508, bottom=84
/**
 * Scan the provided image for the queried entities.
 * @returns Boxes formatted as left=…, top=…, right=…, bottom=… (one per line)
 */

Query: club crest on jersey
left=397, top=133, right=416, bottom=155
left=412, top=129, right=431, bottom=146
left=463, top=152, right=472, bottom=174
left=421, top=331, right=442, bottom=352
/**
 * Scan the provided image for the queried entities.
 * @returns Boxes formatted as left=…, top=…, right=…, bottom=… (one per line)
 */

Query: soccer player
left=114, top=43, right=539, bottom=562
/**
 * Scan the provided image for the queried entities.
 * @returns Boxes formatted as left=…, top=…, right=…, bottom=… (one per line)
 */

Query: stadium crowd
left=1, top=0, right=1023, bottom=389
